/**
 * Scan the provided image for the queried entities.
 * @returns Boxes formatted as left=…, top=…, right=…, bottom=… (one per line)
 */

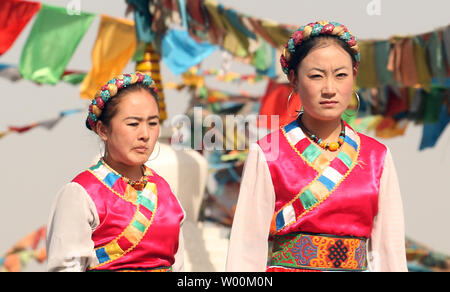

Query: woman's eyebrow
left=124, top=115, right=159, bottom=121
left=333, top=66, right=349, bottom=72
left=310, top=67, right=326, bottom=73
left=310, top=66, right=348, bottom=73
left=124, top=116, right=142, bottom=121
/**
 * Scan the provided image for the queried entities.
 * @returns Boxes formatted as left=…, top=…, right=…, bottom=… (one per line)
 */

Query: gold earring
left=287, top=90, right=302, bottom=118
left=148, top=141, right=161, bottom=161
left=344, top=91, right=360, bottom=117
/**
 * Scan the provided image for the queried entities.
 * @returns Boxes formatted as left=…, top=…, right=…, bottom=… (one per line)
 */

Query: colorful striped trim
left=271, top=121, right=360, bottom=235
left=88, top=160, right=153, bottom=205
left=282, top=120, right=328, bottom=172
left=86, top=161, right=158, bottom=270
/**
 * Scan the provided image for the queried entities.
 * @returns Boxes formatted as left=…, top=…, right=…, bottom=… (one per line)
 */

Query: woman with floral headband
left=226, top=21, right=407, bottom=272
left=46, top=72, right=185, bottom=272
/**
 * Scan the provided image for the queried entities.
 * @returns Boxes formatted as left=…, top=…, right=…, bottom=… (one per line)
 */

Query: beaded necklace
left=100, top=158, right=149, bottom=191
left=297, top=116, right=345, bottom=152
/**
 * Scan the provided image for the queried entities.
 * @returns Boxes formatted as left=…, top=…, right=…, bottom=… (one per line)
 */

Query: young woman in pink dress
left=226, top=21, right=407, bottom=272
left=47, top=72, right=185, bottom=272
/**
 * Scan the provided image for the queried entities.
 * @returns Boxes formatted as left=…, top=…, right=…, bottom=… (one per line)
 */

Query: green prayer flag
left=62, top=73, right=87, bottom=85
left=252, top=39, right=272, bottom=71
left=19, top=4, right=95, bottom=84
left=373, top=41, right=394, bottom=86
left=423, top=87, right=445, bottom=123
left=427, top=31, right=447, bottom=86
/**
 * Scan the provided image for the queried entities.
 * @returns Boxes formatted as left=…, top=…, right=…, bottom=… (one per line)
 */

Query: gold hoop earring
left=287, top=90, right=302, bottom=118
left=344, top=91, right=360, bottom=117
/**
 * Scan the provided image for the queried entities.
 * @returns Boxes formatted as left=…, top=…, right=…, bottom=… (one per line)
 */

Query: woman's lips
left=133, top=146, right=148, bottom=153
left=320, top=100, right=338, bottom=107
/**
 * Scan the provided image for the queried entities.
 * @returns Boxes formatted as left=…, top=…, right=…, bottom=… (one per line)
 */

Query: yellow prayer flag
left=80, top=15, right=137, bottom=99
left=413, top=37, right=432, bottom=92
left=0, top=130, right=10, bottom=139
left=260, top=20, right=291, bottom=48
left=356, top=41, right=379, bottom=89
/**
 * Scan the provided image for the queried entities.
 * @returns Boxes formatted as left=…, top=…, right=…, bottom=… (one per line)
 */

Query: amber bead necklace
left=100, top=158, right=149, bottom=191
left=297, top=115, right=345, bottom=152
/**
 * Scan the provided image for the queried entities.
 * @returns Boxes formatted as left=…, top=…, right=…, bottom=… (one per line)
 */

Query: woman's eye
left=127, top=123, right=139, bottom=127
left=336, top=73, right=348, bottom=78
left=149, top=122, right=158, bottom=126
left=310, top=74, right=322, bottom=79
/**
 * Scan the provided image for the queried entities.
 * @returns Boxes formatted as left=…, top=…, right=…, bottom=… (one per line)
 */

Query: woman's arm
left=172, top=226, right=185, bottom=272
left=226, top=143, right=275, bottom=272
left=369, top=148, right=408, bottom=272
left=46, top=182, right=99, bottom=272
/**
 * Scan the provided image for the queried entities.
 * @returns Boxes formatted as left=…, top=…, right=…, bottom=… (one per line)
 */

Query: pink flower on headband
left=322, top=23, right=335, bottom=34
left=280, top=55, right=288, bottom=68
left=348, top=36, right=357, bottom=47
left=293, top=30, right=303, bottom=45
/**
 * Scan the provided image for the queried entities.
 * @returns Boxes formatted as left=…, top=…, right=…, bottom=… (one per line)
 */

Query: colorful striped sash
left=269, top=233, right=368, bottom=272
left=270, top=120, right=360, bottom=235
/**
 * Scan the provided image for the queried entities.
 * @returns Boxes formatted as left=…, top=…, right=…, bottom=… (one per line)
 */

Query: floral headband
left=86, top=72, right=157, bottom=131
left=280, top=20, right=361, bottom=76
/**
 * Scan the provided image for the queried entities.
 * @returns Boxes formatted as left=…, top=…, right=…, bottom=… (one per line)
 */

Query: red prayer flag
left=259, top=79, right=302, bottom=129
left=0, top=0, right=42, bottom=55
left=9, top=122, right=39, bottom=133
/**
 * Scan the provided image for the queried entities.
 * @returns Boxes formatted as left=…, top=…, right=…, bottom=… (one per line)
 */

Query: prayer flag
left=19, top=4, right=95, bottom=84
left=80, top=15, right=137, bottom=99
left=126, top=0, right=154, bottom=43
left=162, top=29, right=217, bottom=75
left=356, top=41, right=379, bottom=88
left=0, top=0, right=41, bottom=55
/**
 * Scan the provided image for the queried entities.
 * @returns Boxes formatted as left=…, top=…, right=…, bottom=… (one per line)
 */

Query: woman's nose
left=321, top=79, right=336, bottom=98
left=139, top=125, right=150, bottom=141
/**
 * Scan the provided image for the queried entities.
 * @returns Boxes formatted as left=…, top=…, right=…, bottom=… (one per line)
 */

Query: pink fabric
left=72, top=170, right=184, bottom=270
left=258, top=129, right=387, bottom=238
left=257, top=130, right=316, bottom=213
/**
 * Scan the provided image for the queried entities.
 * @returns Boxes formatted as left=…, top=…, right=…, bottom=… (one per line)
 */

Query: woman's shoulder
left=355, top=131, right=389, bottom=156
left=256, top=126, right=284, bottom=150
left=71, top=168, right=94, bottom=182
left=144, top=166, right=172, bottom=188
left=54, top=181, right=91, bottom=206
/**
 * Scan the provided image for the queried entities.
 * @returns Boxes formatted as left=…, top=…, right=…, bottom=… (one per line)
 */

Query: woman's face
left=293, top=41, right=356, bottom=122
left=98, top=89, right=160, bottom=167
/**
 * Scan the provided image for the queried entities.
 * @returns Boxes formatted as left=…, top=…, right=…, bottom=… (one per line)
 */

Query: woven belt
left=269, top=233, right=368, bottom=272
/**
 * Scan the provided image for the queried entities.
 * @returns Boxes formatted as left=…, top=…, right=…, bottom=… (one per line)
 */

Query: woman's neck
left=300, top=113, right=343, bottom=143
left=102, top=155, right=144, bottom=181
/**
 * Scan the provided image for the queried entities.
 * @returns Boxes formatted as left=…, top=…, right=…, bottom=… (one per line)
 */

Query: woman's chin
left=307, top=111, right=345, bottom=122
left=126, top=154, right=151, bottom=166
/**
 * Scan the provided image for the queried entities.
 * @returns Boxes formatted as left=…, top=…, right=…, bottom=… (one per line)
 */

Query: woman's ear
left=288, top=69, right=297, bottom=88
left=96, top=121, right=108, bottom=142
